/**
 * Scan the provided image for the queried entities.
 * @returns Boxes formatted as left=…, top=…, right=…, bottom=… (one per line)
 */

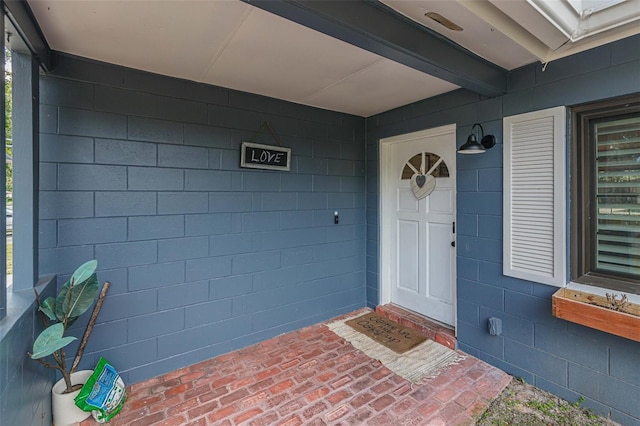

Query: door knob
left=451, top=241, right=455, bottom=247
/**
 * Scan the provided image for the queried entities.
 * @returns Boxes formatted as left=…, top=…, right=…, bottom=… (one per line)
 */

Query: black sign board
left=240, top=142, right=291, bottom=171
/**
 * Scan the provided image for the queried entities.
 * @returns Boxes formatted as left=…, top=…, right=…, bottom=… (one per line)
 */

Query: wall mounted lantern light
left=457, top=123, right=496, bottom=154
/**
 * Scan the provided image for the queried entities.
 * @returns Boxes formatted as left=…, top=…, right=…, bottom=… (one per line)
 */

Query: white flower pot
left=51, top=370, right=93, bottom=426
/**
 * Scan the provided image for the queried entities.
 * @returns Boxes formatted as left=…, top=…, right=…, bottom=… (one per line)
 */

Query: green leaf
left=70, top=260, right=97, bottom=286
left=30, top=323, right=77, bottom=359
left=39, top=297, right=57, bottom=321
left=54, top=278, right=71, bottom=322
left=55, top=274, right=99, bottom=323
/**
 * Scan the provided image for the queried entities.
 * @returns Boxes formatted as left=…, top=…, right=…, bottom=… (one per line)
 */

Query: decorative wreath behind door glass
left=401, top=152, right=449, bottom=200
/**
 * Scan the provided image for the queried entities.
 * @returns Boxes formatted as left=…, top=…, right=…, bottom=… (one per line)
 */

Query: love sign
left=410, top=173, right=435, bottom=200
left=241, top=142, right=291, bottom=171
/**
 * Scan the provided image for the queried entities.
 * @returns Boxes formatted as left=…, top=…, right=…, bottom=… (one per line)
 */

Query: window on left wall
left=0, top=43, right=8, bottom=319
left=0, top=2, right=43, bottom=324
left=1, top=45, right=39, bottom=320
left=5, top=47, right=12, bottom=291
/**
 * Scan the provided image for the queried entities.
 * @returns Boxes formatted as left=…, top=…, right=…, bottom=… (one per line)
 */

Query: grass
left=6, top=238, right=11, bottom=275
left=476, top=378, right=618, bottom=425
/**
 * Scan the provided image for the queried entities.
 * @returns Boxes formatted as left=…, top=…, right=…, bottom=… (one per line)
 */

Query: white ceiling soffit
left=27, top=0, right=458, bottom=117
left=382, top=0, right=640, bottom=66
left=379, top=0, right=539, bottom=70
left=526, top=0, right=640, bottom=42
left=488, top=0, right=640, bottom=61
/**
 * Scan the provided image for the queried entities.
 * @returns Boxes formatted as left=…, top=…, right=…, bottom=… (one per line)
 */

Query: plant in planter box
left=552, top=288, right=640, bottom=342
left=29, top=260, right=111, bottom=392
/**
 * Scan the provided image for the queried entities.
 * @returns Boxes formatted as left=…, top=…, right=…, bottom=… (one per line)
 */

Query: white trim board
left=378, top=124, right=457, bottom=330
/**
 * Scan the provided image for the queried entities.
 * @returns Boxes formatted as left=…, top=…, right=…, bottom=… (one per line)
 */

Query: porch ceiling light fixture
left=457, top=123, right=496, bottom=154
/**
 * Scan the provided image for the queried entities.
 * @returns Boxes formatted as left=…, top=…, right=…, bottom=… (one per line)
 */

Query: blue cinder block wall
left=366, top=35, right=640, bottom=425
left=0, top=280, right=56, bottom=426
left=38, top=53, right=366, bottom=384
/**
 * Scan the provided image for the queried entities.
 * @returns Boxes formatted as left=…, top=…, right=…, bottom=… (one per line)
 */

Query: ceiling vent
left=424, top=12, right=463, bottom=31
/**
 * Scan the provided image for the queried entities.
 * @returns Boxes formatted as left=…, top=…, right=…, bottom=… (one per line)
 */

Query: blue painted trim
left=12, top=51, right=39, bottom=289
left=0, top=274, right=55, bottom=342
left=3, top=0, right=52, bottom=70
left=243, top=0, right=507, bottom=97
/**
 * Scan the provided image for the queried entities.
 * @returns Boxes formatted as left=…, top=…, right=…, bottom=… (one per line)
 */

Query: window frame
left=571, top=94, right=640, bottom=295
left=0, top=5, right=45, bottom=321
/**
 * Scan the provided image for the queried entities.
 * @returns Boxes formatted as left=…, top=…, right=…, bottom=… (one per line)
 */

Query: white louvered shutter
left=503, top=107, right=566, bottom=286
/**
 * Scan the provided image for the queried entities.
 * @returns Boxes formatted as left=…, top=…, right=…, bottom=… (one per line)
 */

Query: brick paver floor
left=80, top=308, right=511, bottom=425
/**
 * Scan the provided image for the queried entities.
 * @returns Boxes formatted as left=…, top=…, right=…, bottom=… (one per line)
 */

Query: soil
left=476, top=378, right=620, bottom=426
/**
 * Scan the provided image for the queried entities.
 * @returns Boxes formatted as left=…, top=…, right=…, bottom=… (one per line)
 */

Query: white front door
left=380, top=125, right=456, bottom=326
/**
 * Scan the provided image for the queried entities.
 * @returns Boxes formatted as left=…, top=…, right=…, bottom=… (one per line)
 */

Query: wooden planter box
left=552, top=288, right=640, bottom=342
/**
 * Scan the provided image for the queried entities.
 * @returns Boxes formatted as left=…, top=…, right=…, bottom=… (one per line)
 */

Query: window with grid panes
left=572, top=95, right=640, bottom=294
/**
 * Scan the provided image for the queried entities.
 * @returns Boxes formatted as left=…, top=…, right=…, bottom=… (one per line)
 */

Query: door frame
left=379, top=124, right=457, bottom=329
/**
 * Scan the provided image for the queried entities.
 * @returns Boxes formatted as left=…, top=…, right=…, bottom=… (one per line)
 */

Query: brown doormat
left=345, top=312, right=427, bottom=354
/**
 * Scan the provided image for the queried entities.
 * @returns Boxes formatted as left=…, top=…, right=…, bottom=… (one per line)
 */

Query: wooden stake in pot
left=70, top=281, right=110, bottom=374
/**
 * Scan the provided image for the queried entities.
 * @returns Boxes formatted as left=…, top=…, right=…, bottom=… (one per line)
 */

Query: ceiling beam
left=242, top=0, right=507, bottom=97
left=3, top=0, right=52, bottom=71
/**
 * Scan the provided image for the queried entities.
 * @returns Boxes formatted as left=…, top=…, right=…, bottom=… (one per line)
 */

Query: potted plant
left=28, top=260, right=111, bottom=426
